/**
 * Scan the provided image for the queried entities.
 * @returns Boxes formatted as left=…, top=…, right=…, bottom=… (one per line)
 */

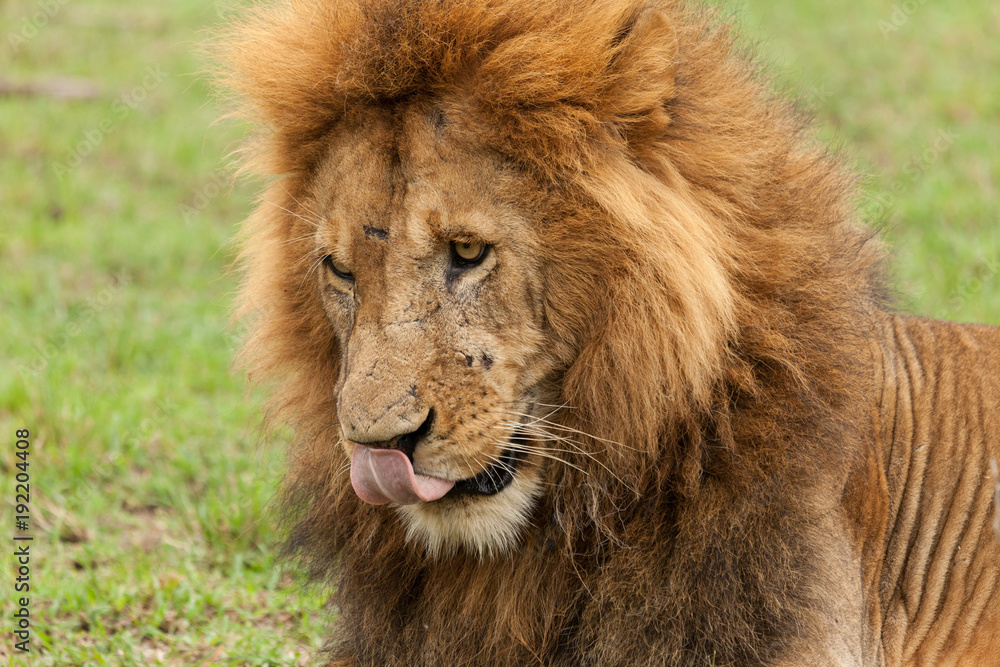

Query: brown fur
left=217, top=1, right=1000, bottom=665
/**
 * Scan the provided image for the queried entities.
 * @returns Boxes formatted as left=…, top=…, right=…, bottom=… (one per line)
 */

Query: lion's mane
left=220, top=0, right=889, bottom=663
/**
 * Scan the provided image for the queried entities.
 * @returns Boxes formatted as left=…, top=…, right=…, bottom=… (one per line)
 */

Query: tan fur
left=217, top=1, right=1000, bottom=664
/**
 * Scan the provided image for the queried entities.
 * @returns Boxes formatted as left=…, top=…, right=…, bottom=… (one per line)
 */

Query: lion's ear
left=599, top=9, right=678, bottom=147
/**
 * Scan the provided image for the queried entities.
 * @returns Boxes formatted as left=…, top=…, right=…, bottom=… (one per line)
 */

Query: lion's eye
left=451, top=240, right=488, bottom=266
left=322, top=255, right=354, bottom=280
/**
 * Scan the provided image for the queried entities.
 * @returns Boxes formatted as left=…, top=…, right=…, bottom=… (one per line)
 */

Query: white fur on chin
left=395, top=466, right=543, bottom=559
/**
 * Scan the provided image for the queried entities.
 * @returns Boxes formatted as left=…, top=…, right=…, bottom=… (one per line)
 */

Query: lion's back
left=877, top=314, right=1000, bottom=666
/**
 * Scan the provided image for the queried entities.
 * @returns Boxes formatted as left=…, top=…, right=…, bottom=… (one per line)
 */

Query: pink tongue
left=350, top=445, right=455, bottom=505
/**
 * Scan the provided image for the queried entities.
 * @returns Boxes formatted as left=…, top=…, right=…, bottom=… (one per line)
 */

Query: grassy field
left=0, top=0, right=996, bottom=665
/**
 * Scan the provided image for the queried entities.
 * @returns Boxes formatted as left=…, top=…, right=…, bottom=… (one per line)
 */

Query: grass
left=734, top=1, right=1000, bottom=322
left=0, top=0, right=996, bottom=665
left=0, top=1, right=326, bottom=664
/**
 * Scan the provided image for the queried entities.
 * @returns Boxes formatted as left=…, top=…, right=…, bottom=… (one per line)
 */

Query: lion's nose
left=342, top=408, right=434, bottom=458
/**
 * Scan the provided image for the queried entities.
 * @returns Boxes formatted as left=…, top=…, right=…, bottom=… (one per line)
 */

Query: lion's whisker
left=475, top=451, right=561, bottom=491
left=284, top=191, right=324, bottom=222
left=489, top=425, right=575, bottom=443
left=504, top=443, right=595, bottom=459
left=293, top=253, right=329, bottom=291
left=494, top=420, right=587, bottom=447
left=478, top=452, right=516, bottom=485
left=493, top=438, right=632, bottom=487
left=280, top=231, right=321, bottom=248
left=494, top=423, right=635, bottom=490
left=460, top=454, right=478, bottom=478
left=498, top=445, right=591, bottom=475
left=264, top=199, right=321, bottom=229
left=489, top=409, right=638, bottom=451
left=531, top=402, right=575, bottom=410
left=333, top=460, right=351, bottom=482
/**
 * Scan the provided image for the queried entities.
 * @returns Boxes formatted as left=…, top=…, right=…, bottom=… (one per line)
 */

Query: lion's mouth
left=350, top=430, right=529, bottom=505
left=448, top=443, right=526, bottom=497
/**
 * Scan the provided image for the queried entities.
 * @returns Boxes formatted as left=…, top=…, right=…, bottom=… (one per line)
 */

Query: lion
left=217, top=0, right=1000, bottom=665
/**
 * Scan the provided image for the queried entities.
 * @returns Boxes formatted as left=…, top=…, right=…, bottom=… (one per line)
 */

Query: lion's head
left=220, top=0, right=770, bottom=559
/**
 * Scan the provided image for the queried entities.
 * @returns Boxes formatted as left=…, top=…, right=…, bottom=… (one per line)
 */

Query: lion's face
left=311, top=102, right=561, bottom=556
left=229, top=0, right=742, bottom=562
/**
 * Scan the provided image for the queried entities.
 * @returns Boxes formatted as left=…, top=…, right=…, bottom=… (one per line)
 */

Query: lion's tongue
left=350, top=445, right=455, bottom=505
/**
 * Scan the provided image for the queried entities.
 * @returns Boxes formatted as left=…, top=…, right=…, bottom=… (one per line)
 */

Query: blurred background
left=0, top=0, right=997, bottom=664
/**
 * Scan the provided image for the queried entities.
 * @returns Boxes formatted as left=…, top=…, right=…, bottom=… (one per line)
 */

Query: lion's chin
left=395, top=466, right=543, bottom=559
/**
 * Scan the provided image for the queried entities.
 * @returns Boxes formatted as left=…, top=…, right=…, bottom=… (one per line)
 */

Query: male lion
left=219, top=0, right=1000, bottom=665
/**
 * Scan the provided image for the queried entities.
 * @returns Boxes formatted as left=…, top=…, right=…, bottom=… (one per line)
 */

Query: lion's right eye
left=451, top=240, right=489, bottom=268
left=322, top=255, right=354, bottom=281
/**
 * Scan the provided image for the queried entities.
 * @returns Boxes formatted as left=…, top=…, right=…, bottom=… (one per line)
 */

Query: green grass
left=0, top=1, right=326, bottom=664
left=0, top=0, right=996, bottom=665
left=734, top=1, right=1000, bottom=322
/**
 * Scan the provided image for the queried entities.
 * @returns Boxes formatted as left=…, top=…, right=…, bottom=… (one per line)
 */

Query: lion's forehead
left=317, top=104, right=529, bottom=246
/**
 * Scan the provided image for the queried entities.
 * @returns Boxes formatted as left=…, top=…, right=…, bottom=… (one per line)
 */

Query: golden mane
left=218, top=0, right=899, bottom=663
